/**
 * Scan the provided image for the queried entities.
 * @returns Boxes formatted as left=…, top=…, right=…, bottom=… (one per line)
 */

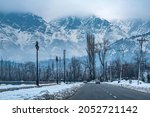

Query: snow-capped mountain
left=113, top=19, right=150, bottom=36
left=49, top=15, right=127, bottom=42
left=0, top=12, right=150, bottom=62
left=108, top=31, right=150, bottom=63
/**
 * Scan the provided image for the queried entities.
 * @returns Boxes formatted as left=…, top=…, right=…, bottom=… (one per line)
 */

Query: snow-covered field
left=105, top=80, right=150, bottom=93
left=0, top=83, right=84, bottom=100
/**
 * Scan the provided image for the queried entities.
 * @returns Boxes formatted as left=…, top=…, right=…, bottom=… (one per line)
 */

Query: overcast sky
left=0, top=0, right=150, bottom=21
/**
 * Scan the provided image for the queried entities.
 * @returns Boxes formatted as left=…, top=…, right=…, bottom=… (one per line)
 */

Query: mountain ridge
left=0, top=12, right=150, bottom=61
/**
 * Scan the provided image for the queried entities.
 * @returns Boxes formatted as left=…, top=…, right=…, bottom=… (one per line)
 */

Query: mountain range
left=0, top=12, right=150, bottom=62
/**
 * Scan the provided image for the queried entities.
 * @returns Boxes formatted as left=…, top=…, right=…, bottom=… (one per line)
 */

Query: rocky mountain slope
left=0, top=12, right=150, bottom=62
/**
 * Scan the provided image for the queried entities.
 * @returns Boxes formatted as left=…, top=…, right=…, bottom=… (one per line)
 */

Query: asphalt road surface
left=69, top=83, right=150, bottom=100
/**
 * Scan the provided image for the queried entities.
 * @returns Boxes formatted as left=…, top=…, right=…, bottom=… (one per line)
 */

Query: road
left=69, top=83, right=150, bottom=100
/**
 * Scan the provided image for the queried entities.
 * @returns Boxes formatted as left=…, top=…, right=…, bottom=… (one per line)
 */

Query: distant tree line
left=0, top=59, right=36, bottom=81
left=0, top=57, right=88, bottom=82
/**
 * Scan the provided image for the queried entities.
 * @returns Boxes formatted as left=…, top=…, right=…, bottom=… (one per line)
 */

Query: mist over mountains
left=0, top=12, right=150, bottom=62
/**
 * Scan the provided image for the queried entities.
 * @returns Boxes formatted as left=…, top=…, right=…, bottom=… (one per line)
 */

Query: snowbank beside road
left=0, top=82, right=84, bottom=100
left=0, top=83, right=56, bottom=90
left=0, top=84, right=36, bottom=90
left=105, top=80, right=150, bottom=93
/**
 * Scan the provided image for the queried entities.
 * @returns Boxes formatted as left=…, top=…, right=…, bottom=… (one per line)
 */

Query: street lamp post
left=35, top=41, right=39, bottom=86
left=56, top=56, right=59, bottom=84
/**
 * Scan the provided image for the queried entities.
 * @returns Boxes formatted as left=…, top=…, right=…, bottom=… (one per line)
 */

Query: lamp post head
left=35, top=41, right=39, bottom=51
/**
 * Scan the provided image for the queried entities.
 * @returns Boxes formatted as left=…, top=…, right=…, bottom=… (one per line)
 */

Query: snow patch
left=105, top=80, right=150, bottom=93
left=0, top=82, right=84, bottom=100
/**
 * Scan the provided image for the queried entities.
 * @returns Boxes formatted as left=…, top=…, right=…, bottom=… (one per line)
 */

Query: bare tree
left=80, top=59, right=89, bottom=81
left=117, top=45, right=127, bottom=82
left=96, top=38, right=110, bottom=81
left=86, top=34, right=96, bottom=80
left=68, top=57, right=81, bottom=82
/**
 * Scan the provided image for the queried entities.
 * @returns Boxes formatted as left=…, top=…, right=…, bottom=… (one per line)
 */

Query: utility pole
left=35, top=41, right=39, bottom=86
left=137, top=38, right=148, bottom=85
left=56, top=56, right=59, bottom=84
left=63, top=50, right=66, bottom=83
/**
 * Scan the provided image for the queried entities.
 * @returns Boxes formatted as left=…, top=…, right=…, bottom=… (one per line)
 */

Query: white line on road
left=109, top=93, right=112, bottom=96
left=113, top=96, right=117, bottom=99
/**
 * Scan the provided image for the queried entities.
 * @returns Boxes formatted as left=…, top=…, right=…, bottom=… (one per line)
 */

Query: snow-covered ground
left=0, top=84, right=36, bottom=90
left=105, top=80, right=150, bottom=93
left=0, top=83, right=56, bottom=90
left=0, top=82, right=84, bottom=100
